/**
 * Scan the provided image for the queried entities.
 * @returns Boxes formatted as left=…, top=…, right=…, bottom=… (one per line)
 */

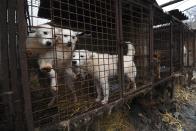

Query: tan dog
left=153, top=51, right=161, bottom=80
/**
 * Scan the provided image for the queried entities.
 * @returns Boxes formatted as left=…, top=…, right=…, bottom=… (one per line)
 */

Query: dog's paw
left=101, top=99, right=108, bottom=105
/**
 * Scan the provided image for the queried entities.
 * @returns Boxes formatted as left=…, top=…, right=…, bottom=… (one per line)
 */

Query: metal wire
left=1, top=0, right=195, bottom=130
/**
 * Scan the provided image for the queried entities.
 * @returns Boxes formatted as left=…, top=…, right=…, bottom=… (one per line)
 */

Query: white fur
left=72, top=43, right=137, bottom=104
left=26, top=24, right=55, bottom=57
left=183, top=45, right=187, bottom=66
left=55, top=28, right=81, bottom=44
left=38, top=28, right=82, bottom=105
left=191, top=70, right=196, bottom=83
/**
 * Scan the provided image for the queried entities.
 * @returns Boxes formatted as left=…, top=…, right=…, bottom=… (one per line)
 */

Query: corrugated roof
left=168, top=9, right=188, bottom=20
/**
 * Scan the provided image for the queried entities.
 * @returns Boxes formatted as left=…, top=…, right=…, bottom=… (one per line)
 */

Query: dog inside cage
left=122, top=0, right=151, bottom=87
left=153, top=8, right=172, bottom=79
left=1, top=0, right=196, bottom=130
left=25, top=0, right=138, bottom=127
left=22, top=0, right=195, bottom=129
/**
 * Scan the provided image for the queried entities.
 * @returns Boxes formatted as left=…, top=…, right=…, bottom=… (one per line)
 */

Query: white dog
left=38, top=28, right=83, bottom=106
left=26, top=24, right=55, bottom=57
left=72, top=43, right=137, bottom=104
left=183, top=45, right=188, bottom=66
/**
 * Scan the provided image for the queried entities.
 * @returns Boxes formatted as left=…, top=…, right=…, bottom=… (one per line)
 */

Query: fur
left=72, top=43, right=137, bottom=104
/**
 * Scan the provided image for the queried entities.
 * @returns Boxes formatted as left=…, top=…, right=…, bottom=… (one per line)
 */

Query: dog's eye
left=80, top=55, right=84, bottom=58
left=43, top=31, right=48, bottom=35
left=64, top=35, right=69, bottom=37
left=73, top=55, right=75, bottom=57
left=72, top=36, right=76, bottom=39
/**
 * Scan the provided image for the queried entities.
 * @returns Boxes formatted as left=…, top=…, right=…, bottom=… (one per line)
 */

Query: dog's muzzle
left=72, top=60, right=77, bottom=65
left=41, top=67, right=52, bottom=73
left=67, top=42, right=72, bottom=47
left=46, top=41, right=52, bottom=46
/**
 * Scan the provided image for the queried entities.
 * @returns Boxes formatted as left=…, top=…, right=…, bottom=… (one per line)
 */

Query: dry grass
left=161, top=82, right=196, bottom=131
left=175, top=84, right=196, bottom=104
left=58, top=98, right=96, bottom=117
left=161, top=112, right=183, bottom=131
left=98, top=110, right=135, bottom=131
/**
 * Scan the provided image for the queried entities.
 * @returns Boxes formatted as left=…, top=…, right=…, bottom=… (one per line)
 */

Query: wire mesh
left=183, top=28, right=195, bottom=67
left=121, top=0, right=152, bottom=93
left=26, top=0, right=121, bottom=127
left=25, top=0, right=195, bottom=129
left=153, top=7, right=172, bottom=79
left=2, top=0, right=196, bottom=130
left=172, top=21, right=183, bottom=72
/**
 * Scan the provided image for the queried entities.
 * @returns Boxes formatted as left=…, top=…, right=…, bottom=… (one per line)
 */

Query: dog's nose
left=41, top=67, right=51, bottom=72
left=46, top=41, right=52, bottom=46
left=67, top=42, right=72, bottom=47
left=72, top=61, right=77, bottom=65
left=26, top=50, right=32, bottom=57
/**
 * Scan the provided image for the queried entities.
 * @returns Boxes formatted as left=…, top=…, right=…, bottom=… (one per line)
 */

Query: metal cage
left=183, top=27, right=195, bottom=67
left=27, top=0, right=121, bottom=128
left=153, top=7, right=172, bottom=79
left=122, top=0, right=152, bottom=93
left=0, top=0, right=195, bottom=130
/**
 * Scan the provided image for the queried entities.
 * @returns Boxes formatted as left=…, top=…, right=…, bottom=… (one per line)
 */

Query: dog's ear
left=87, top=51, right=95, bottom=59
left=74, top=31, right=92, bottom=37
left=74, top=31, right=83, bottom=36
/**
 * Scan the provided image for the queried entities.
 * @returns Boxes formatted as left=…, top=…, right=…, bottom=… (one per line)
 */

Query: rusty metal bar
left=149, top=5, right=154, bottom=82
left=170, top=20, right=173, bottom=74
left=17, top=0, right=34, bottom=130
left=124, top=83, right=152, bottom=99
left=187, top=32, right=190, bottom=67
left=179, top=24, right=183, bottom=69
left=115, top=0, right=124, bottom=99
left=170, top=77, right=175, bottom=100
left=7, top=0, right=26, bottom=130
left=0, top=0, right=14, bottom=130
left=194, top=32, right=196, bottom=67
left=182, top=26, right=185, bottom=67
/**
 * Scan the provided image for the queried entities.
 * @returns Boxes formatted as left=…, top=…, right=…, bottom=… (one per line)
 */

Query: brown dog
left=153, top=51, right=161, bottom=80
